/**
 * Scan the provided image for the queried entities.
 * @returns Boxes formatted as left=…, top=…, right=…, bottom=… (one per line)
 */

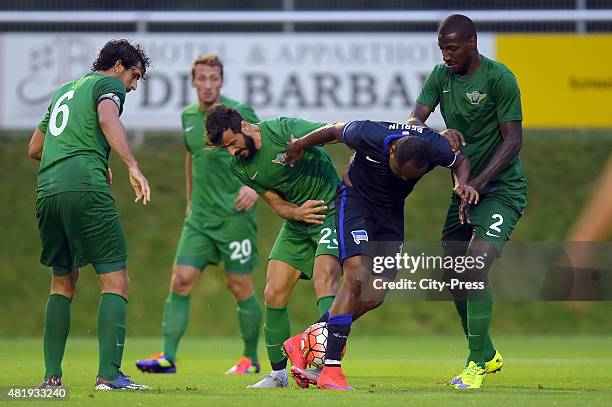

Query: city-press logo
left=351, top=230, right=369, bottom=245
left=272, top=153, right=287, bottom=166
left=466, top=91, right=487, bottom=105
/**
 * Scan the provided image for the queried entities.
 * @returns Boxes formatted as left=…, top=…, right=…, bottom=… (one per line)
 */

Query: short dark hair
left=394, top=136, right=432, bottom=169
left=192, top=55, right=224, bottom=80
left=205, top=104, right=244, bottom=146
left=91, top=39, right=151, bottom=79
left=438, top=14, right=477, bottom=41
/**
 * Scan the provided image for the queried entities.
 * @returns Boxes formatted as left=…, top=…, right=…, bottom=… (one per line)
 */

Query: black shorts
left=335, top=182, right=404, bottom=263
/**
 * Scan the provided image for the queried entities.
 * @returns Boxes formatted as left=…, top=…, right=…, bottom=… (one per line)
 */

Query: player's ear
left=113, top=60, right=125, bottom=74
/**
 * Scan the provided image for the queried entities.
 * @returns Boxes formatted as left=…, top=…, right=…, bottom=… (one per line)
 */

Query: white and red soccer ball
left=300, top=322, right=346, bottom=368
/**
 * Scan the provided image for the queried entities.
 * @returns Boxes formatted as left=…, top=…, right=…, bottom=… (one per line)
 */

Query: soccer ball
left=301, top=322, right=328, bottom=368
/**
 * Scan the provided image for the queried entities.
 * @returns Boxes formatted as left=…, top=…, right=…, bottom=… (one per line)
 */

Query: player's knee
left=100, top=270, right=130, bottom=298
left=226, top=277, right=252, bottom=299
left=171, top=271, right=196, bottom=295
left=51, top=272, right=78, bottom=298
left=264, top=283, right=289, bottom=308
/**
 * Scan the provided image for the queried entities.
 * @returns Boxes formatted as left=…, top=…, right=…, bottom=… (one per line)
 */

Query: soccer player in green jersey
left=28, top=39, right=151, bottom=390
left=135, top=55, right=263, bottom=375
left=205, top=104, right=342, bottom=388
left=411, top=14, right=527, bottom=390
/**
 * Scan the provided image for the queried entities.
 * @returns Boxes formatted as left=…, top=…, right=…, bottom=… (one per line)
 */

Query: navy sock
left=324, top=314, right=352, bottom=366
left=271, top=358, right=287, bottom=371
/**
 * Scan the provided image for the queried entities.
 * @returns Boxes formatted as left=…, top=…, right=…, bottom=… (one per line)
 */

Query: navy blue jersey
left=341, top=120, right=456, bottom=208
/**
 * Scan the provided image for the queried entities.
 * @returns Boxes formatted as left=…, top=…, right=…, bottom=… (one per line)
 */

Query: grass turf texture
left=1, top=336, right=611, bottom=406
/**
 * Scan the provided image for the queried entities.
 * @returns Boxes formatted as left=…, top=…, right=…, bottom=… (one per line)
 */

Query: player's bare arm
left=262, top=190, right=327, bottom=224
left=185, top=151, right=192, bottom=215
left=450, top=155, right=478, bottom=224
left=98, top=99, right=151, bottom=205
left=27, top=128, right=45, bottom=161
left=286, top=123, right=345, bottom=166
left=468, top=120, right=523, bottom=192
left=410, top=103, right=465, bottom=153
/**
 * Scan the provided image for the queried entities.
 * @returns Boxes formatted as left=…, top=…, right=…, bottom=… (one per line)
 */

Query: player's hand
left=128, top=165, right=151, bottom=205
left=454, top=183, right=479, bottom=205
left=292, top=199, right=327, bottom=224
left=458, top=199, right=471, bottom=225
left=286, top=136, right=304, bottom=167
left=107, top=167, right=113, bottom=186
left=440, top=129, right=465, bottom=153
left=468, top=178, right=487, bottom=193
left=235, top=186, right=259, bottom=212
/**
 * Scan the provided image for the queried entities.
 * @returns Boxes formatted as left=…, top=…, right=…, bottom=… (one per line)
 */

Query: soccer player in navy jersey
left=284, top=119, right=478, bottom=390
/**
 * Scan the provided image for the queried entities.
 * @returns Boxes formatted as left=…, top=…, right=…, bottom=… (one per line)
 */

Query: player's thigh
left=264, top=259, right=302, bottom=307
left=470, top=194, right=523, bottom=255
left=63, top=191, right=127, bottom=274
left=335, top=184, right=376, bottom=263
left=269, top=221, right=317, bottom=279
left=174, top=219, right=219, bottom=271
left=35, top=194, right=73, bottom=276
left=215, top=216, right=259, bottom=274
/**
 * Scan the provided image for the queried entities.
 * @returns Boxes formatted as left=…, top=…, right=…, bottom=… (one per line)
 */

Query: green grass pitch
left=1, top=335, right=611, bottom=406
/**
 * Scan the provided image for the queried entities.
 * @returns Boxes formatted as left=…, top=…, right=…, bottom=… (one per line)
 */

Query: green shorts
left=36, top=191, right=127, bottom=276
left=269, top=213, right=339, bottom=280
left=175, top=216, right=259, bottom=273
left=442, top=191, right=526, bottom=253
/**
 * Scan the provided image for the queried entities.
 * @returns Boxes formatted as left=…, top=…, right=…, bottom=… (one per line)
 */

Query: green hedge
left=1, top=130, right=611, bottom=337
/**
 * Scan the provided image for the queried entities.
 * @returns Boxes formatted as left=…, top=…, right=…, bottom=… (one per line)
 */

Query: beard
left=237, top=132, right=257, bottom=160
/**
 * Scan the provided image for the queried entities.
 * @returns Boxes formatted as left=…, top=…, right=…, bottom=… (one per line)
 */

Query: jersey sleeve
left=37, top=104, right=51, bottom=133
left=180, top=114, right=191, bottom=152
left=420, top=128, right=457, bottom=168
left=494, top=72, right=523, bottom=123
left=416, top=66, right=441, bottom=109
left=283, top=117, right=327, bottom=139
left=93, top=76, right=127, bottom=116
left=238, top=103, right=261, bottom=124
left=340, top=120, right=369, bottom=152
left=231, top=161, right=267, bottom=196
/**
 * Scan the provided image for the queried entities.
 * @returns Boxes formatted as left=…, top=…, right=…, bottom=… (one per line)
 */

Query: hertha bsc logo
left=466, top=91, right=487, bottom=105
left=272, top=153, right=287, bottom=166
left=351, top=230, right=369, bottom=245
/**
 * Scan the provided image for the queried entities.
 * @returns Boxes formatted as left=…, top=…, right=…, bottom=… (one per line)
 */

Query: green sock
left=264, top=304, right=290, bottom=365
left=237, top=295, right=262, bottom=362
left=43, top=294, right=71, bottom=379
left=316, top=295, right=335, bottom=317
left=162, top=292, right=190, bottom=362
left=467, top=285, right=493, bottom=369
left=456, top=299, right=496, bottom=365
left=97, top=293, right=127, bottom=381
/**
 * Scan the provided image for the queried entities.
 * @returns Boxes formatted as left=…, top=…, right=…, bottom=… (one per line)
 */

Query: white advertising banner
left=0, top=33, right=494, bottom=131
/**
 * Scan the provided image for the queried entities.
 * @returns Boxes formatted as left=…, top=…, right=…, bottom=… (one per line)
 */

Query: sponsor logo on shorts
left=351, top=230, right=368, bottom=245
left=486, top=230, right=500, bottom=238
left=365, top=155, right=381, bottom=164
left=239, top=256, right=252, bottom=265
left=184, top=125, right=195, bottom=132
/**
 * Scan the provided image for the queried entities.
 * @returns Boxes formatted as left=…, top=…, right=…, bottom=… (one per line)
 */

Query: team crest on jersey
left=351, top=230, right=369, bottom=245
left=466, top=91, right=487, bottom=105
left=272, top=153, right=287, bottom=166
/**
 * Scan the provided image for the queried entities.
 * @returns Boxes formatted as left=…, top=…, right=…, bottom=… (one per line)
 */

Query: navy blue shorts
left=335, top=182, right=404, bottom=263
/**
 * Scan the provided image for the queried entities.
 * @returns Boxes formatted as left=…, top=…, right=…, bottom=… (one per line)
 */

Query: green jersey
left=231, top=117, right=341, bottom=214
left=417, top=56, right=526, bottom=195
left=182, top=96, right=260, bottom=222
left=36, top=73, right=126, bottom=198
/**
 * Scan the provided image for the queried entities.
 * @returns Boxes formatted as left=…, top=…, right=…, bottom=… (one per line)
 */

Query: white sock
left=271, top=369, right=287, bottom=379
